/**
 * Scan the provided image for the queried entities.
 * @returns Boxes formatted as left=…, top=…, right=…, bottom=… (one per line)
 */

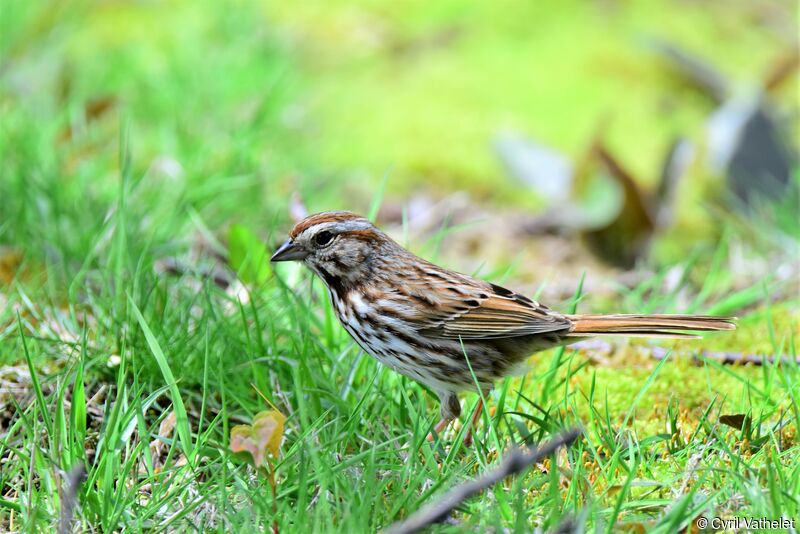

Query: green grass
left=1, top=0, right=798, bottom=532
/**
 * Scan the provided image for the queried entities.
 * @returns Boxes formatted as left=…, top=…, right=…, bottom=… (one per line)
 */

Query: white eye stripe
left=302, top=219, right=372, bottom=239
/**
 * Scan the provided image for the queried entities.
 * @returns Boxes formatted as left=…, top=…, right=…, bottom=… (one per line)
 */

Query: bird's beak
left=270, top=239, right=309, bottom=262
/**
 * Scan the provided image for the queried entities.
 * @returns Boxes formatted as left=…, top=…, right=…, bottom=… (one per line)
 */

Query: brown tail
left=565, top=314, right=736, bottom=339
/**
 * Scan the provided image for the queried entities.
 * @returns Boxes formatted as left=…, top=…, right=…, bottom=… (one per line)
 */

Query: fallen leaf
left=143, top=410, right=178, bottom=474
left=0, top=247, right=23, bottom=285
left=719, top=414, right=750, bottom=430
left=230, top=410, right=286, bottom=468
left=582, top=143, right=656, bottom=268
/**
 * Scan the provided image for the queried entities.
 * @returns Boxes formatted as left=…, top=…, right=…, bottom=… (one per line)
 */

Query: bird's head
left=270, top=211, right=395, bottom=290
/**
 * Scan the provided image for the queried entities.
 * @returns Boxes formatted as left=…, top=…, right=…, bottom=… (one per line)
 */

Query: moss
left=517, top=303, right=797, bottom=438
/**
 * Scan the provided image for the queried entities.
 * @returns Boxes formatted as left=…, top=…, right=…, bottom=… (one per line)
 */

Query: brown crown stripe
left=289, top=211, right=367, bottom=238
left=342, top=229, right=389, bottom=244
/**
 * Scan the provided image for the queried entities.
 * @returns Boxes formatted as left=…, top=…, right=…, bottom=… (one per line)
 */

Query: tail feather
left=566, top=314, right=736, bottom=339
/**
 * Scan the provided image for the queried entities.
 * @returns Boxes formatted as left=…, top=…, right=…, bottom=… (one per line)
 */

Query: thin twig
left=58, top=464, right=86, bottom=534
left=383, top=428, right=581, bottom=534
left=648, top=39, right=729, bottom=102
left=155, top=258, right=233, bottom=289
left=649, top=346, right=799, bottom=366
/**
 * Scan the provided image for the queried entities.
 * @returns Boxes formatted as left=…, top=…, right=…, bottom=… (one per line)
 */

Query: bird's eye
left=314, top=231, right=334, bottom=247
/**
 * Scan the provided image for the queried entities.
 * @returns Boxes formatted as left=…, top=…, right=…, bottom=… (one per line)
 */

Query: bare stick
left=649, top=346, right=799, bottom=366
left=58, top=464, right=86, bottom=534
left=384, top=428, right=581, bottom=534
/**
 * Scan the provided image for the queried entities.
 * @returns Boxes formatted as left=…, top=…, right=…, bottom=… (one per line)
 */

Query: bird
left=270, top=211, right=735, bottom=445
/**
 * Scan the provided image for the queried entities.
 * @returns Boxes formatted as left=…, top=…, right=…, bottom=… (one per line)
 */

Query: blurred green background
left=3, top=0, right=797, bottom=288
left=0, top=0, right=798, bottom=531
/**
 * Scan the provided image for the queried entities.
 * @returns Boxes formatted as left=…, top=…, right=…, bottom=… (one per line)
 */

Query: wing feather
left=394, top=267, right=571, bottom=340
left=430, top=294, right=572, bottom=339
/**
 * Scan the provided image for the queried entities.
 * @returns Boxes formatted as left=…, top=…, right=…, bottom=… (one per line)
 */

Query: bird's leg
left=463, top=397, right=484, bottom=447
left=427, top=392, right=461, bottom=442
left=429, top=418, right=450, bottom=438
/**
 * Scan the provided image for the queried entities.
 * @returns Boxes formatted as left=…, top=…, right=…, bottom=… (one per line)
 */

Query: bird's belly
left=329, top=291, right=560, bottom=393
left=339, top=321, right=453, bottom=387
left=335, top=317, right=497, bottom=393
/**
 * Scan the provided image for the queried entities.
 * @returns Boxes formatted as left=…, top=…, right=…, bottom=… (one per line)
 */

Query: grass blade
left=128, top=296, right=194, bottom=462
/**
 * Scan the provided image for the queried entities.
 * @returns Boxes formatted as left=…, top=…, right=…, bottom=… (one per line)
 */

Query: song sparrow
left=271, top=211, right=735, bottom=444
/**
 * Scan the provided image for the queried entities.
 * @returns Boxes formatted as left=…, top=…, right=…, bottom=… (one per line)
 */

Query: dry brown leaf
left=0, top=247, right=23, bottom=285
left=719, top=414, right=750, bottom=430
left=58, top=95, right=117, bottom=142
left=582, top=143, right=656, bottom=269
left=230, top=410, right=286, bottom=468
left=151, top=410, right=177, bottom=464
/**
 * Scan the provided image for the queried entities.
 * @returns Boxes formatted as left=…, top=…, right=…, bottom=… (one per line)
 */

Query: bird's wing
left=431, top=291, right=572, bottom=339
left=391, top=267, right=572, bottom=340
